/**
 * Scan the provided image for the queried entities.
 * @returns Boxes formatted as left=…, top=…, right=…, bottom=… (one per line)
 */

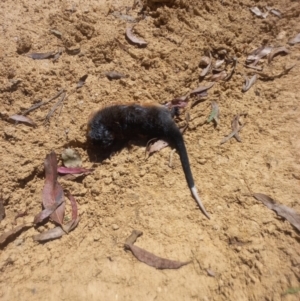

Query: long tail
left=168, top=125, right=210, bottom=219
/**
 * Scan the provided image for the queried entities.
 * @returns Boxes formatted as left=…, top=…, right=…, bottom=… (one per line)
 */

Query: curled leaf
left=200, top=52, right=212, bottom=77
left=146, top=139, right=169, bottom=158
left=76, top=74, right=88, bottom=89
left=268, top=46, right=289, bottom=64
left=105, top=71, right=127, bottom=80
left=253, top=193, right=300, bottom=232
left=242, top=74, right=257, bottom=92
left=34, top=191, right=80, bottom=242
left=124, top=230, right=190, bottom=269
left=288, top=33, right=300, bottom=45
left=210, top=70, right=227, bottom=82
left=125, top=27, right=147, bottom=46
left=33, top=201, right=63, bottom=224
left=214, top=59, right=224, bottom=68
left=25, top=51, right=56, bottom=60
left=9, top=114, right=36, bottom=127
left=0, top=224, right=32, bottom=245
left=199, top=56, right=211, bottom=68
left=57, top=166, right=93, bottom=175
left=61, top=148, right=82, bottom=168
left=190, top=82, right=214, bottom=96
left=225, top=57, right=237, bottom=81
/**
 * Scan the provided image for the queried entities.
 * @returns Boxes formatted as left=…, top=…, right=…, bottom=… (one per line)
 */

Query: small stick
left=22, top=89, right=65, bottom=115
left=168, top=149, right=176, bottom=168
left=44, top=92, right=66, bottom=124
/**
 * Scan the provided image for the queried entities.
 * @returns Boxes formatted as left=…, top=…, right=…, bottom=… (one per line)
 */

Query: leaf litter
left=33, top=151, right=65, bottom=226
left=207, top=101, right=220, bottom=125
left=267, top=47, right=289, bottom=64
left=220, top=114, right=246, bottom=144
left=57, top=166, right=93, bottom=175
left=33, top=152, right=80, bottom=242
left=124, top=230, right=190, bottom=269
left=9, top=114, right=36, bottom=127
left=126, top=26, right=147, bottom=46
left=288, top=33, right=300, bottom=45
left=242, top=74, right=257, bottom=92
left=0, top=224, right=32, bottom=246
left=253, top=193, right=300, bottom=232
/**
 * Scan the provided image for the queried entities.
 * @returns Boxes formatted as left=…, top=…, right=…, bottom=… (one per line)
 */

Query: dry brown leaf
left=105, top=71, right=127, bottom=80
left=124, top=230, right=190, bottom=269
left=242, top=74, right=257, bottom=92
left=200, top=52, right=212, bottom=77
left=33, top=226, right=66, bottom=242
left=209, top=70, right=227, bottom=82
left=190, top=82, right=215, bottom=96
left=57, top=166, right=93, bottom=175
left=199, top=56, right=211, bottom=67
left=125, top=27, right=147, bottom=46
left=34, top=152, right=65, bottom=225
left=0, top=224, right=32, bottom=245
left=268, top=47, right=289, bottom=64
left=25, top=51, right=56, bottom=60
left=253, top=193, right=300, bottom=232
left=220, top=114, right=245, bottom=144
left=9, top=114, right=36, bottom=126
left=76, top=74, right=88, bottom=89
left=246, top=46, right=273, bottom=65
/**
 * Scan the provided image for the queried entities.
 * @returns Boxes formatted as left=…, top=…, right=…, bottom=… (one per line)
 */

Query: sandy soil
left=0, top=0, right=300, bottom=300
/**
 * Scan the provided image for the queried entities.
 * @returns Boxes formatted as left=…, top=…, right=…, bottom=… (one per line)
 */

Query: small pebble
left=112, top=224, right=119, bottom=230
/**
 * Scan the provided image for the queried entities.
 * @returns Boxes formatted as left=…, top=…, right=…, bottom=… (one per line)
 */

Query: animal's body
left=87, top=103, right=210, bottom=219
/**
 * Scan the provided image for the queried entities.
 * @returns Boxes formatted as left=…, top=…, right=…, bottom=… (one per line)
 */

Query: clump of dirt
left=0, top=0, right=300, bottom=300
